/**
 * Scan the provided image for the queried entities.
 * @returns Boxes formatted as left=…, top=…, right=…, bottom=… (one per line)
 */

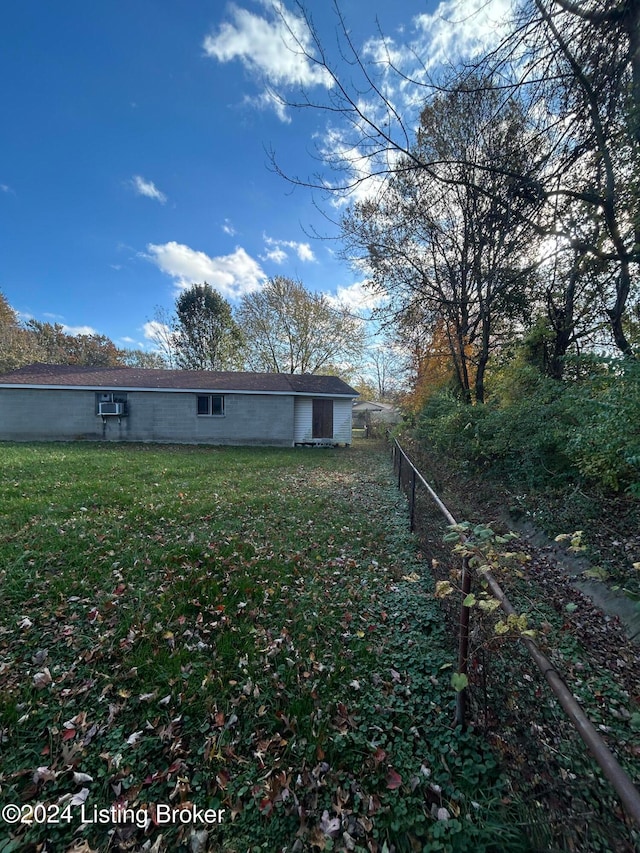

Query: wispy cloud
left=325, top=279, right=383, bottom=313
left=0, top=183, right=14, bottom=195
left=143, top=319, right=174, bottom=342
left=204, top=0, right=513, bottom=128
left=412, top=0, right=514, bottom=69
left=262, top=235, right=316, bottom=264
left=62, top=324, right=99, bottom=336
left=145, top=241, right=267, bottom=299
left=131, top=175, right=167, bottom=204
left=203, top=0, right=331, bottom=121
left=222, top=218, right=237, bottom=236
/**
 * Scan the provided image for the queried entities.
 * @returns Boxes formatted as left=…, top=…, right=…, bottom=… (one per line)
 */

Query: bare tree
left=267, top=1, right=639, bottom=357
left=236, top=276, right=363, bottom=374
left=146, top=306, right=178, bottom=368
left=469, top=0, right=640, bottom=354
left=342, top=81, right=540, bottom=402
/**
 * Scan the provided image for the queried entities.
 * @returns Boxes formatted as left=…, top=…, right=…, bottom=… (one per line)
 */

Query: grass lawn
left=0, top=441, right=524, bottom=853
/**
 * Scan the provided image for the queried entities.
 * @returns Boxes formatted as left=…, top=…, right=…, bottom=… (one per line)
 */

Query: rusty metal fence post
left=454, top=557, right=472, bottom=729
left=410, top=469, right=416, bottom=532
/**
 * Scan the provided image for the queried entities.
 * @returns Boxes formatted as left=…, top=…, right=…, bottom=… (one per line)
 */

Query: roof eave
left=0, top=382, right=358, bottom=398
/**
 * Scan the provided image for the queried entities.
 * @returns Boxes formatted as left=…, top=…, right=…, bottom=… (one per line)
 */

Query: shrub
left=416, top=357, right=640, bottom=493
left=563, top=358, right=640, bottom=492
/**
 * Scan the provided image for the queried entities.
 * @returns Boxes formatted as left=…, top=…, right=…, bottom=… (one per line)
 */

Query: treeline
left=147, top=277, right=363, bottom=376
left=0, top=292, right=165, bottom=371
left=0, top=276, right=366, bottom=381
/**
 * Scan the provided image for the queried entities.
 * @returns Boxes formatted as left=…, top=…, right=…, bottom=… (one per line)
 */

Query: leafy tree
left=0, top=291, right=17, bottom=328
left=236, top=276, right=363, bottom=374
left=120, top=349, right=167, bottom=369
left=26, top=321, right=124, bottom=366
left=173, top=283, right=244, bottom=370
left=0, top=291, right=40, bottom=372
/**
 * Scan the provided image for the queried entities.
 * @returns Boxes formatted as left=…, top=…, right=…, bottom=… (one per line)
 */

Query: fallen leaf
left=386, top=768, right=402, bottom=790
left=33, top=668, right=53, bottom=689
left=126, top=730, right=143, bottom=745
left=73, top=772, right=94, bottom=784
left=320, top=809, right=341, bottom=837
left=70, top=788, right=90, bottom=806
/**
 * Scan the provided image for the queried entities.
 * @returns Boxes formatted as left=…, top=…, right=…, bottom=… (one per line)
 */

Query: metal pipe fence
left=391, top=437, right=640, bottom=830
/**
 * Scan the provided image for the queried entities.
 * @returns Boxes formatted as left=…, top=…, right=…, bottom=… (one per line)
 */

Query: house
left=0, top=363, right=359, bottom=447
left=352, top=400, right=402, bottom=432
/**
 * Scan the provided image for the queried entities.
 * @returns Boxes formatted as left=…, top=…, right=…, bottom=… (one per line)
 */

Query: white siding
left=293, top=397, right=353, bottom=444
left=294, top=397, right=313, bottom=443
left=333, top=398, right=353, bottom=444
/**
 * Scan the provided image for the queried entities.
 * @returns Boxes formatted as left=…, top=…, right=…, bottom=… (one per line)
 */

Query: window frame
left=196, top=394, right=225, bottom=417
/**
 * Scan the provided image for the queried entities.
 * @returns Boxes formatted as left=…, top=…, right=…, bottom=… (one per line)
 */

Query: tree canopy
left=268, top=0, right=639, bottom=401
left=173, top=283, right=244, bottom=371
left=236, top=276, right=364, bottom=375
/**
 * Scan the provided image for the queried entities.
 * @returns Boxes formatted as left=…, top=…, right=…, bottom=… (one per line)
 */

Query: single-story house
left=352, top=400, right=402, bottom=430
left=0, top=363, right=359, bottom=447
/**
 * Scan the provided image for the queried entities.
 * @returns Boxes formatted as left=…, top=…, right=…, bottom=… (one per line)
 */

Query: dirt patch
left=510, top=518, right=640, bottom=643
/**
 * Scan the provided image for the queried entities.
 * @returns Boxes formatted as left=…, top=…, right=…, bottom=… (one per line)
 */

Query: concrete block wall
left=0, top=388, right=296, bottom=446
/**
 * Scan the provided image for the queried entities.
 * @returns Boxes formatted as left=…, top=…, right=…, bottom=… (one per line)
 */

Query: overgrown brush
left=416, top=357, right=640, bottom=495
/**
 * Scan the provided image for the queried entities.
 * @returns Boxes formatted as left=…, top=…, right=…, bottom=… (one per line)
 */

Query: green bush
left=416, top=357, right=640, bottom=493
left=563, top=358, right=640, bottom=492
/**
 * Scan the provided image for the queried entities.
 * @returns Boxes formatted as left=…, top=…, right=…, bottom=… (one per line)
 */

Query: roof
left=0, top=363, right=359, bottom=397
left=352, top=400, right=397, bottom=412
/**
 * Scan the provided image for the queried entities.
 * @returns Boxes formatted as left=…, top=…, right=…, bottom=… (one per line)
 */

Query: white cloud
left=244, top=89, right=291, bottom=123
left=263, top=246, right=288, bottom=264
left=296, top=242, right=315, bottom=262
left=131, top=175, right=167, bottom=204
left=0, top=183, right=14, bottom=194
left=325, top=279, right=383, bottom=313
left=62, top=324, right=99, bottom=336
left=412, top=0, right=514, bottom=69
left=203, top=0, right=331, bottom=120
left=222, top=218, right=237, bottom=236
left=317, top=125, right=393, bottom=208
left=262, top=235, right=316, bottom=264
left=143, top=320, right=173, bottom=342
left=314, top=0, right=515, bottom=208
left=145, top=241, right=267, bottom=299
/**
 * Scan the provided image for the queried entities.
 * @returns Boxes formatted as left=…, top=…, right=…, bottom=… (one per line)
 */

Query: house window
left=197, top=394, right=224, bottom=416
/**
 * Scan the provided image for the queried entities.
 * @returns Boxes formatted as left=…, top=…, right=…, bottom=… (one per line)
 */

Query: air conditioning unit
left=99, top=402, right=123, bottom=416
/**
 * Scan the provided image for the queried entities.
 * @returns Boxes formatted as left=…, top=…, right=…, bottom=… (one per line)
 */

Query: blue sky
left=0, top=0, right=509, bottom=352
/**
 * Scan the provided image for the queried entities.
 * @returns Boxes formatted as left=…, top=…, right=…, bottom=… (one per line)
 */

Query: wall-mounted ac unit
left=99, top=402, right=123, bottom=416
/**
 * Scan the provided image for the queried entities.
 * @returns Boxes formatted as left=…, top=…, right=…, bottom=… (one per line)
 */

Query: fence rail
left=391, top=437, right=640, bottom=830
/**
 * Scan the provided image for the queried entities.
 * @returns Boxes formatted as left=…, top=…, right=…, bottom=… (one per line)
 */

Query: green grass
left=0, top=441, right=526, bottom=853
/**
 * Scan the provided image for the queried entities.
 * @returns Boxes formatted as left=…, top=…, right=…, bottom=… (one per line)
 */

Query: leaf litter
left=1, top=442, right=527, bottom=852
